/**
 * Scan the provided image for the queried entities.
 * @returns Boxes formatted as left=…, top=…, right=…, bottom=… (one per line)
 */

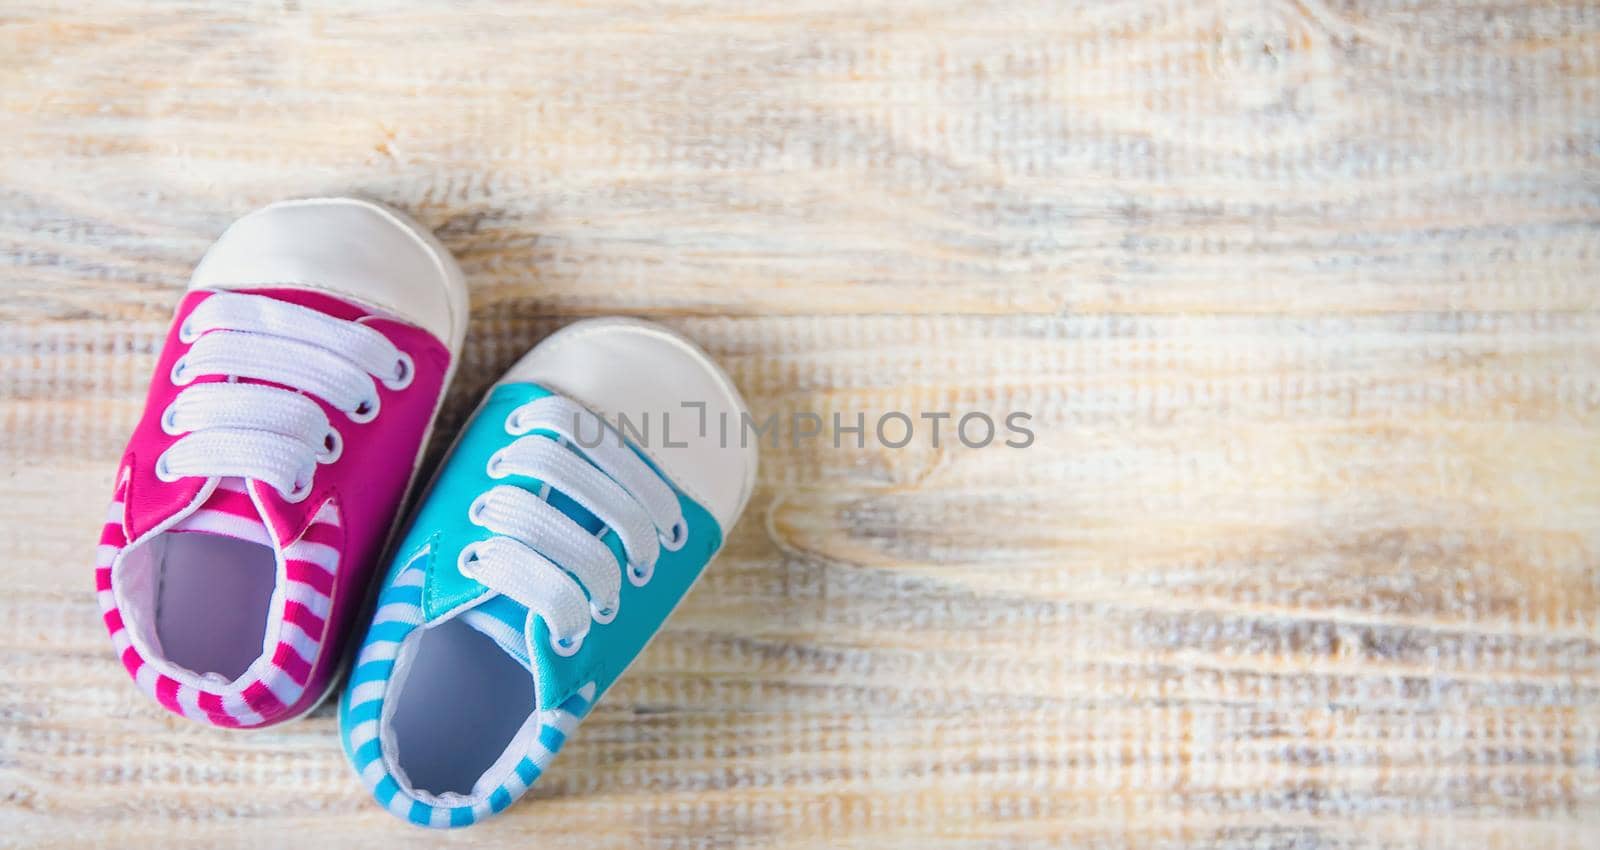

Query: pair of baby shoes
left=94, top=197, right=756, bottom=827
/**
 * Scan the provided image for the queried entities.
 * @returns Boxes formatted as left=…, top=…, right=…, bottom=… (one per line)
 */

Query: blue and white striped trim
left=338, top=559, right=596, bottom=828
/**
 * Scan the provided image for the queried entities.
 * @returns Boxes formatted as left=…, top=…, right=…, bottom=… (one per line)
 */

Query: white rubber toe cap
left=499, top=318, right=758, bottom=532
left=190, top=197, right=468, bottom=353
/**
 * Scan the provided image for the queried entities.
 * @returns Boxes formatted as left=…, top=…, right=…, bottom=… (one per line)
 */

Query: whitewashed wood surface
left=2, top=1, right=1598, bottom=848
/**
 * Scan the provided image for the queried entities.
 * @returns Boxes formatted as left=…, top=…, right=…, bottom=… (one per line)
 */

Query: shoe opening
left=156, top=532, right=276, bottom=679
left=388, top=617, right=537, bottom=797
left=117, top=530, right=276, bottom=681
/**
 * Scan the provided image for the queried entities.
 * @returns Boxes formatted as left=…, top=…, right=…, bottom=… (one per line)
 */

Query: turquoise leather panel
left=406, top=383, right=551, bottom=621
left=528, top=484, right=720, bottom=709
left=398, top=381, right=727, bottom=710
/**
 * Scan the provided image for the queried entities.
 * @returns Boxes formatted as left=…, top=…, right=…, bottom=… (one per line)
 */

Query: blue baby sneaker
left=338, top=318, right=756, bottom=828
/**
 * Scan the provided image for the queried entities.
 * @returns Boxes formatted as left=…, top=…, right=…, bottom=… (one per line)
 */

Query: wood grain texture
left=2, top=1, right=1598, bottom=847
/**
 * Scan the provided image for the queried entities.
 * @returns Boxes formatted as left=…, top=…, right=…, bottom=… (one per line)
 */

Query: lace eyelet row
left=159, top=402, right=343, bottom=465
left=171, top=354, right=385, bottom=425
left=466, top=449, right=691, bottom=657
left=152, top=450, right=315, bottom=503
left=155, top=303, right=415, bottom=502
left=183, top=317, right=414, bottom=393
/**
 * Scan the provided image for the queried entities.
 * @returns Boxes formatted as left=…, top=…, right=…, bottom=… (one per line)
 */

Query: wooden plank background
left=2, top=1, right=1598, bottom=847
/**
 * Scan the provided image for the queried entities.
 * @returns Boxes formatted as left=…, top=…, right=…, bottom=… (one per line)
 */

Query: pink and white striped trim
left=95, top=477, right=343, bottom=728
left=169, top=478, right=275, bottom=546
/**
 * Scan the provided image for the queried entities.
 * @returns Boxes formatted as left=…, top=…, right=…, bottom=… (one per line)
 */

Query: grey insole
left=154, top=532, right=276, bottom=680
left=390, top=618, right=537, bottom=796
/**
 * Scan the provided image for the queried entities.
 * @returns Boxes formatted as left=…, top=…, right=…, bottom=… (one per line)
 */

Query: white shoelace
left=156, top=291, right=413, bottom=502
left=457, top=395, right=687, bottom=656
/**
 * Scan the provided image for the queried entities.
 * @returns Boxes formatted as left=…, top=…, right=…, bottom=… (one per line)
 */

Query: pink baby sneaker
left=94, top=198, right=468, bottom=728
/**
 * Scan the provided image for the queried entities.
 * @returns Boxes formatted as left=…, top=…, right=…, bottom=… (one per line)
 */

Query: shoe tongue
left=452, top=463, right=609, bottom=674
left=168, top=477, right=274, bottom=548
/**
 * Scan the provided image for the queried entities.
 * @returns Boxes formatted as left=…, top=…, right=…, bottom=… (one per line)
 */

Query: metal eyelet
left=485, top=450, right=509, bottom=479
left=660, top=519, right=688, bottom=552
left=348, top=396, right=380, bottom=424
left=317, top=429, right=343, bottom=464
left=550, top=630, right=586, bottom=657
left=153, top=450, right=180, bottom=482
left=169, top=357, right=193, bottom=386
left=591, top=599, right=619, bottom=625
left=626, top=561, right=654, bottom=588
left=159, top=405, right=184, bottom=435
left=467, top=493, right=491, bottom=526
left=283, top=471, right=314, bottom=503
left=382, top=352, right=415, bottom=391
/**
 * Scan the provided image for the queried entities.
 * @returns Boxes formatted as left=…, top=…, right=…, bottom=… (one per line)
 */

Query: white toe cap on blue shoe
left=496, top=318, right=758, bottom=532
